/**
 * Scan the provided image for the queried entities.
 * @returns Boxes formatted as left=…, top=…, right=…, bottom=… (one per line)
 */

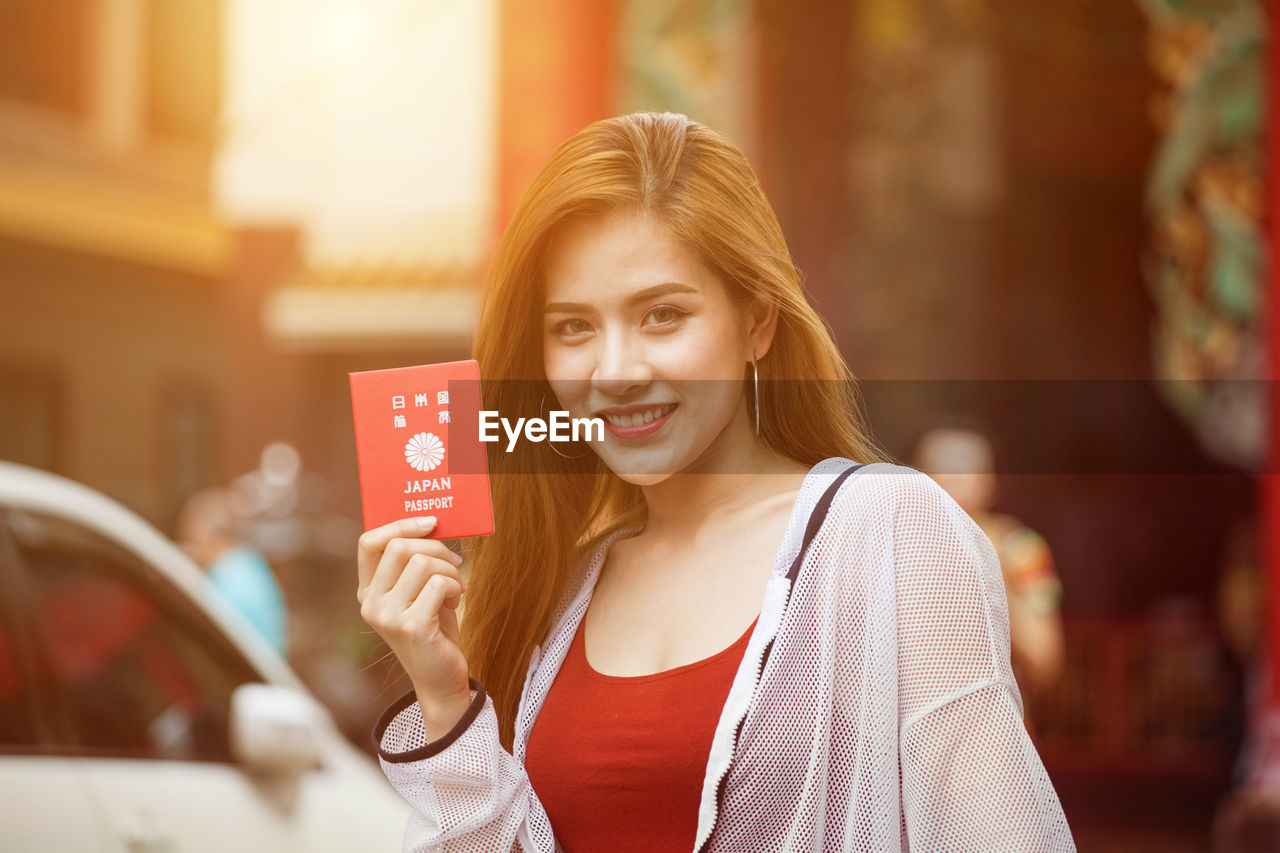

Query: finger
left=406, top=573, right=464, bottom=624
left=384, top=554, right=464, bottom=610
left=357, top=516, right=438, bottom=593
left=368, top=536, right=463, bottom=599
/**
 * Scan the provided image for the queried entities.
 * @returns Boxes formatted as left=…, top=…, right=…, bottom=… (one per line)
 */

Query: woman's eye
left=643, top=306, right=685, bottom=327
left=553, top=318, right=591, bottom=337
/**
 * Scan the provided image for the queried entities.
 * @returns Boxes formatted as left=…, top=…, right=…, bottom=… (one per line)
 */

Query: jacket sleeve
left=373, top=679, right=560, bottom=853
left=891, top=472, right=1077, bottom=852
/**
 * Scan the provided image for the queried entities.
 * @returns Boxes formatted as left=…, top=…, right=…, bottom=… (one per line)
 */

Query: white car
left=0, top=461, right=409, bottom=851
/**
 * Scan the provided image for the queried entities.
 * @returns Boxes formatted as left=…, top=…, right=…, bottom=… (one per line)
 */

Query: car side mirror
left=230, top=682, right=327, bottom=777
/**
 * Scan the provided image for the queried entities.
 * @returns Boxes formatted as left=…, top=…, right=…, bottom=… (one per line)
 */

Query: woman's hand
left=357, top=516, right=473, bottom=738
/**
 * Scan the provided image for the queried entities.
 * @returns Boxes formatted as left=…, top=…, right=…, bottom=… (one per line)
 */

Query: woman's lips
left=600, top=403, right=677, bottom=440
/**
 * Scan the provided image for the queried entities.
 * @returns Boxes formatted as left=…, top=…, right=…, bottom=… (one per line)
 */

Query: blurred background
left=0, top=0, right=1272, bottom=850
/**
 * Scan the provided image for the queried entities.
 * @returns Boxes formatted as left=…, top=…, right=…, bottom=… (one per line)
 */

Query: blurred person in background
left=913, top=421, right=1066, bottom=730
left=178, top=486, right=289, bottom=658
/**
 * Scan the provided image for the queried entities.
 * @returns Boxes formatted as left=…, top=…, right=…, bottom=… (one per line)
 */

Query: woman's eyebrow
left=543, top=281, right=698, bottom=314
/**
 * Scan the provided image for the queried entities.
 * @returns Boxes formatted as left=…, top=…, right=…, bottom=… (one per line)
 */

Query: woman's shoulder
left=817, top=459, right=996, bottom=574
left=814, top=461, right=1009, bottom=648
left=820, top=459, right=957, bottom=527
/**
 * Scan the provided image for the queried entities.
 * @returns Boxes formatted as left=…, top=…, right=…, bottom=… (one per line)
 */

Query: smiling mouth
left=599, top=402, right=678, bottom=428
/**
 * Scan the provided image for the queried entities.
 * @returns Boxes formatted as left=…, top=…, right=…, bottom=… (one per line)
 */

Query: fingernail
left=416, top=516, right=437, bottom=529
left=450, top=550, right=464, bottom=565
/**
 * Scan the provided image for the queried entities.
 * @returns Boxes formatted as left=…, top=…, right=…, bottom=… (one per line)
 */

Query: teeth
left=605, top=403, right=674, bottom=427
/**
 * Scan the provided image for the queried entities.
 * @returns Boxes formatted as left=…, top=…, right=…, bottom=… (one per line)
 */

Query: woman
left=356, top=112, right=1075, bottom=851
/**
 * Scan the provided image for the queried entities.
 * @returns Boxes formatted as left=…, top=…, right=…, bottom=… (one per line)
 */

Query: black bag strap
left=784, top=461, right=866, bottom=589
left=760, top=460, right=866, bottom=664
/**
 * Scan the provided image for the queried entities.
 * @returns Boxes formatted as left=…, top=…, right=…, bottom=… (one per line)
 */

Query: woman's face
left=541, top=208, right=764, bottom=485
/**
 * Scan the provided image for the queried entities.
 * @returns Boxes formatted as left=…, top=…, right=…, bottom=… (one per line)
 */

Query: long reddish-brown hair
left=462, top=112, right=892, bottom=750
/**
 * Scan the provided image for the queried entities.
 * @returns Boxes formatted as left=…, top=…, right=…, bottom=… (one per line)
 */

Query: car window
left=5, top=509, right=262, bottom=762
left=0, top=520, right=45, bottom=750
left=0, top=605, right=42, bottom=750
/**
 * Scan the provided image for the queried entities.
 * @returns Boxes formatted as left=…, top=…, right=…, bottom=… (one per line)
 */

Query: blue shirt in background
left=207, top=544, right=288, bottom=657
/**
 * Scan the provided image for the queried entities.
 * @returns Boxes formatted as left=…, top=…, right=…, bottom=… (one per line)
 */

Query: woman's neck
left=635, top=421, right=811, bottom=542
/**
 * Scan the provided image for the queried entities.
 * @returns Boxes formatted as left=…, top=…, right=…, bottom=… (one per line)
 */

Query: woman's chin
left=598, top=446, right=693, bottom=485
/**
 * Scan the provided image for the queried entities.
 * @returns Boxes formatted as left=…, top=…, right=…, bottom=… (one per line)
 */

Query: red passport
left=348, top=359, right=494, bottom=538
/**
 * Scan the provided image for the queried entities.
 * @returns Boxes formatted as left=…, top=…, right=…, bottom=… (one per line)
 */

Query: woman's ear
left=745, top=294, right=780, bottom=360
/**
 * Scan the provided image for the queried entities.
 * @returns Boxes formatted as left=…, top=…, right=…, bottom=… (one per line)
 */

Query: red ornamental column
left=1267, top=0, right=1280, bottom=732
left=492, top=0, right=620, bottom=245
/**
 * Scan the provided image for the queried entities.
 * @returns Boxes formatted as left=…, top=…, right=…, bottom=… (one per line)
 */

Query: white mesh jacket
left=373, top=458, right=1077, bottom=851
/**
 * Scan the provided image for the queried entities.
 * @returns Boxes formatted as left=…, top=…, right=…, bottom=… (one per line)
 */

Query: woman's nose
left=591, top=331, right=651, bottom=397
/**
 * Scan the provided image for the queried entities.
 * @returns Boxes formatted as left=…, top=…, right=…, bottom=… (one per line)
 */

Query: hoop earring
left=540, top=395, right=589, bottom=459
left=752, top=355, right=760, bottom=436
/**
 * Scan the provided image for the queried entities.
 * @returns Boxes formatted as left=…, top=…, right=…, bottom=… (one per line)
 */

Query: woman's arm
left=892, top=472, right=1076, bottom=852
left=355, top=517, right=560, bottom=852
left=373, top=682, right=559, bottom=853
left=899, top=681, right=1074, bottom=850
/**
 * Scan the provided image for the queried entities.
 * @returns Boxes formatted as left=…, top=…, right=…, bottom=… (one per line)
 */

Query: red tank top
left=524, top=611, right=759, bottom=851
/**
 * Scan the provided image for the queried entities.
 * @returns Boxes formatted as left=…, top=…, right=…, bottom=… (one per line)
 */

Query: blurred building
left=0, top=1, right=496, bottom=529
left=0, top=0, right=228, bottom=525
